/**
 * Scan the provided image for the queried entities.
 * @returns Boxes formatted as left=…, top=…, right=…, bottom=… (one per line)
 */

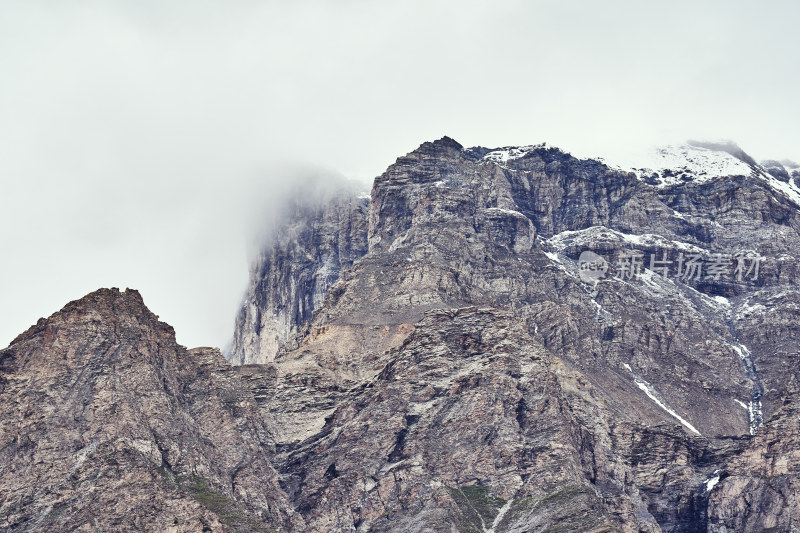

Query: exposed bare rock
left=231, top=137, right=800, bottom=530
left=0, top=288, right=302, bottom=532
left=5, top=136, right=800, bottom=531
left=277, top=307, right=696, bottom=532
left=707, top=394, right=800, bottom=532
left=229, top=188, right=369, bottom=365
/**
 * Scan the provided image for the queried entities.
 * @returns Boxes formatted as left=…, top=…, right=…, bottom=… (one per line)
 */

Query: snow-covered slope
left=597, top=141, right=800, bottom=209
left=608, top=143, right=756, bottom=187
left=477, top=144, right=545, bottom=164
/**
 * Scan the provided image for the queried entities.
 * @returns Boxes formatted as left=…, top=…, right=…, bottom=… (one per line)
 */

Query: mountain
left=2, top=137, right=800, bottom=531
left=229, top=137, right=800, bottom=531
left=0, top=289, right=302, bottom=532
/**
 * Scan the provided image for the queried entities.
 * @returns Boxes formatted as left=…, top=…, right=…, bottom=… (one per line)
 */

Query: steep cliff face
left=0, top=289, right=302, bottom=532
left=275, top=307, right=731, bottom=532
left=231, top=137, right=800, bottom=531
left=229, top=189, right=369, bottom=365
left=706, top=393, right=800, bottom=532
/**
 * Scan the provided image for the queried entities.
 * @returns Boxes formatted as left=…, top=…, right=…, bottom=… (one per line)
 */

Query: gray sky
left=1, top=0, right=799, bottom=349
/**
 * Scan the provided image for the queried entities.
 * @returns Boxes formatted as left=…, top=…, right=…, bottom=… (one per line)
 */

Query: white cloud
left=1, top=0, right=799, bottom=348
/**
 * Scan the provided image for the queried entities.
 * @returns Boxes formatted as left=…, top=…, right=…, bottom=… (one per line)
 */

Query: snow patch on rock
left=547, top=226, right=707, bottom=254
left=486, top=498, right=514, bottom=533
left=607, top=144, right=755, bottom=187
left=481, top=145, right=544, bottom=164
left=623, top=365, right=701, bottom=435
left=704, top=470, right=721, bottom=492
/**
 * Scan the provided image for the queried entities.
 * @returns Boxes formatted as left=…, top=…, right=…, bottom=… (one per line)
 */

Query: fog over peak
left=1, top=0, right=799, bottom=349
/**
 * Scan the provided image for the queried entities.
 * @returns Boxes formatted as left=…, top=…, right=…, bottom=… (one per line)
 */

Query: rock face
left=0, top=288, right=302, bottom=532
left=228, top=189, right=369, bottom=365
left=707, top=393, right=800, bottom=532
left=4, top=137, right=800, bottom=532
left=229, top=137, right=800, bottom=531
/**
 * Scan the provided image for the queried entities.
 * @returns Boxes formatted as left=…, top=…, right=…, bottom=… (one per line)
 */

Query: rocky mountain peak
left=398, top=135, right=465, bottom=161
left=420, top=134, right=464, bottom=153
left=0, top=289, right=302, bottom=532
left=219, top=136, right=800, bottom=530
left=761, top=159, right=794, bottom=182
left=11, top=287, right=152, bottom=339
left=4, top=287, right=178, bottom=375
left=5, top=137, right=800, bottom=531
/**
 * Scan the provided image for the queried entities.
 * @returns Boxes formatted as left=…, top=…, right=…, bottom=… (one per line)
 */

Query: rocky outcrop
left=228, top=188, right=369, bottom=365
left=0, top=288, right=302, bottom=532
left=707, top=394, right=800, bottom=532
left=275, top=307, right=730, bottom=532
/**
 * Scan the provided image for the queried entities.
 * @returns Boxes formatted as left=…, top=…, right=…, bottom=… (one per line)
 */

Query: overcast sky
left=1, top=0, right=799, bottom=350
